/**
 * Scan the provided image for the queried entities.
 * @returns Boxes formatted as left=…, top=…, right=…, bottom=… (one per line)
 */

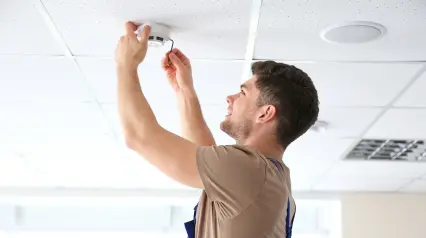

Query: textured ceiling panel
left=289, top=62, right=424, bottom=106
left=365, top=109, right=426, bottom=139
left=395, top=69, right=426, bottom=107
left=0, top=0, right=64, bottom=55
left=255, top=0, right=426, bottom=61
left=313, top=176, right=410, bottom=192
left=326, top=160, right=426, bottom=180
left=77, top=58, right=243, bottom=105
left=285, top=136, right=355, bottom=176
left=0, top=154, right=50, bottom=187
left=0, top=102, right=111, bottom=137
left=313, top=107, right=381, bottom=138
left=0, top=56, right=94, bottom=103
left=41, top=0, right=251, bottom=59
left=400, top=179, right=426, bottom=192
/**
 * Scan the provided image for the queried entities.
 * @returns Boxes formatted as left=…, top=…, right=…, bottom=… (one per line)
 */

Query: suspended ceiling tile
left=400, top=179, right=426, bottom=193
left=0, top=134, right=117, bottom=161
left=0, top=56, right=94, bottom=102
left=202, top=104, right=236, bottom=145
left=0, top=154, right=52, bottom=187
left=287, top=62, right=424, bottom=107
left=285, top=137, right=356, bottom=179
left=324, top=160, right=426, bottom=180
left=364, top=108, right=426, bottom=139
left=102, top=103, right=180, bottom=139
left=313, top=176, right=410, bottom=192
left=315, top=107, right=381, bottom=138
left=0, top=102, right=111, bottom=137
left=102, top=103, right=235, bottom=146
left=77, top=58, right=176, bottom=104
left=42, top=0, right=251, bottom=59
left=77, top=58, right=243, bottom=105
left=255, top=0, right=426, bottom=61
left=290, top=176, right=318, bottom=191
left=394, top=68, right=426, bottom=107
left=0, top=0, right=64, bottom=55
left=192, top=61, right=244, bottom=105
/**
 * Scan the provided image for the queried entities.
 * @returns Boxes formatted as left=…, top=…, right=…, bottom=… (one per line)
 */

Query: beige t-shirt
left=195, top=144, right=295, bottom=238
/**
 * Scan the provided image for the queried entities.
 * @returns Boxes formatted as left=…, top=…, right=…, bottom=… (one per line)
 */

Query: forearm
left=177, top=90, right=216, bottom=146
left=116, top=66, right=159, bottom=142
left=116, top=66, right=202, bottom=188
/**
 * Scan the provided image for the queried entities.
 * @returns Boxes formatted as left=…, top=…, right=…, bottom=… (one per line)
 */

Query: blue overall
left=184, top=159, right=295, bottom=238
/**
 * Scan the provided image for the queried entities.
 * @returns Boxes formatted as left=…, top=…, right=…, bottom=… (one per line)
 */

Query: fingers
left=139, top=24, right=151, bottom=45
left=168, top=52, right=185, bottom=71
left=161, top=54, right=172, bottom=70
left=125, top=22, right=137, bottom=36
left=171, top=48, right=190, bottom=63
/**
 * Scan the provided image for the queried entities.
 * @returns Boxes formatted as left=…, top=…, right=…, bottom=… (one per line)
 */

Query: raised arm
left=115, top=22, right=203, bottom=188
left=162, top=48, right=216, bottom=146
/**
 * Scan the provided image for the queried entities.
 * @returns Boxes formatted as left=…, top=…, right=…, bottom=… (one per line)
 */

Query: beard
left=220, top=117, right=253, bottom=143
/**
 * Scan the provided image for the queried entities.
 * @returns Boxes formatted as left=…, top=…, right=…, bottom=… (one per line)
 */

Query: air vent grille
left=346, top=139, right=426, bottom=161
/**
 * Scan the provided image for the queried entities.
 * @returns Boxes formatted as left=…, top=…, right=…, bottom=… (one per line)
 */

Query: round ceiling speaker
left=320, top=21, right=386, bottom=44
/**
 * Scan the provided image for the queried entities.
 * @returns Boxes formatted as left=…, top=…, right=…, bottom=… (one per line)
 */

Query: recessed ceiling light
left=320, top=21, right=386, bottom=44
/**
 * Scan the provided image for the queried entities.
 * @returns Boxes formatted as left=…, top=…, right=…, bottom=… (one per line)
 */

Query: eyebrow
left=240, top=84, right=248, bottom=90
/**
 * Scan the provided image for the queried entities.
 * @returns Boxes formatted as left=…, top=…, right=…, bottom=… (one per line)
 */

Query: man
left=116, top=22, right=319, bottom=238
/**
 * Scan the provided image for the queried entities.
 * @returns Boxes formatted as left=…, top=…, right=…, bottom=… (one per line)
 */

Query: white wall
left=341, top=193, right=426, bottom=238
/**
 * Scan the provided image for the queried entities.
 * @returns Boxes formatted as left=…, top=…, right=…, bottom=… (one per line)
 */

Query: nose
left=226, top=94, right=236, bottom=105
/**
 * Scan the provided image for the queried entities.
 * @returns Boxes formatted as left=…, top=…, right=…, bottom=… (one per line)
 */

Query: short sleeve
left=196, top=145, right=266, bottom=218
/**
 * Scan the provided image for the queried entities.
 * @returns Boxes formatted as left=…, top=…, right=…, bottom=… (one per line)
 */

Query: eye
left=240, top=90, right=245, bottom=95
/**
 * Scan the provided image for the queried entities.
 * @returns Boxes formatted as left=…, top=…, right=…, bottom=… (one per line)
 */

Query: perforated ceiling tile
left=365, top=108, right=426, bottom=139
left=77, top=57, right=243, bottom=105
left=0, top=56, right=94, bottom=102
left=309, top=107, right=381, bottom=138
left=41, top=0, right=251, bottom=59
left=0, top=102, right=111, bottom=137
left=77, top=57, right=175, bottom=104
left=400, top=180, right=426, bottom=192
left=255, top=0, right=426, bottom=61
left=285, top=137, right=356, bottom=177
left=324, top=159, right=426, bottom=181
left=289, top=62, right=423, bottom=107
left=0, top=0, right=64, bottom=55
left=102, top=103, right=181, bottom=139
left=394, top=69, right=426, bottom=107
left=192, top=61, right=244, bottom=105
left=313, top=176, right=410, bottom=192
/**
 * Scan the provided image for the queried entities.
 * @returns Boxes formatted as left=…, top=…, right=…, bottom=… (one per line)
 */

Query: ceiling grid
left=0, top=0, right=425, bottom=193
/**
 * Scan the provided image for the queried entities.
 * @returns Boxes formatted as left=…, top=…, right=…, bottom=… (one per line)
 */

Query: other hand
left=115, top=22, right=151, bottom=70
left=162, top=48, right=194, bottom=93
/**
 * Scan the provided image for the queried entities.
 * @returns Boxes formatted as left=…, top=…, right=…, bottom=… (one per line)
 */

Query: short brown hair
left=252, top=61, right=319, bottom=147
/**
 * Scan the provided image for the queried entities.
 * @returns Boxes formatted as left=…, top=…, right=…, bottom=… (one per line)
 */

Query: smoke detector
left=136, top=22, right=172, bottom=47
left=320, top=21, right=386, bottom=44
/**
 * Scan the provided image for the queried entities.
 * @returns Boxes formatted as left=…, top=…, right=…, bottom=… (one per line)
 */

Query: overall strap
left=184, top=204, right=198, bottom=238
left=269, top=158, right=294, bottom=238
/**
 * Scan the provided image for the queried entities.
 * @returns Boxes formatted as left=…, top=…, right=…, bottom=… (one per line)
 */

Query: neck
left=239, top=132, right=285, bottom=160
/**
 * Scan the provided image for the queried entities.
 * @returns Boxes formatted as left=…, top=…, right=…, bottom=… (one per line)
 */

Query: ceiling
left=1, top=0, right=426, bottom=194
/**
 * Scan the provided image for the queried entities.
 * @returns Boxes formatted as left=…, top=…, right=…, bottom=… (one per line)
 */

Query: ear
left=255, top=105, right=276, bottom=123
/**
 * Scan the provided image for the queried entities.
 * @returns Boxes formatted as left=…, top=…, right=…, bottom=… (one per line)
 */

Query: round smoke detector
left=320, top=21, right=386, bottom=44
left=136, top=22, right=171, bottom=47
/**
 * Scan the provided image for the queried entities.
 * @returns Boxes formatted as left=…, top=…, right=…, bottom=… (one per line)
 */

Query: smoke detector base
left=136, top=22, right=171, bottom=47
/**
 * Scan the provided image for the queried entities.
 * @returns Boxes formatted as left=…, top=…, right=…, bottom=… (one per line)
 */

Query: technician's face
left=220, top=77, right=260, bottom=141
